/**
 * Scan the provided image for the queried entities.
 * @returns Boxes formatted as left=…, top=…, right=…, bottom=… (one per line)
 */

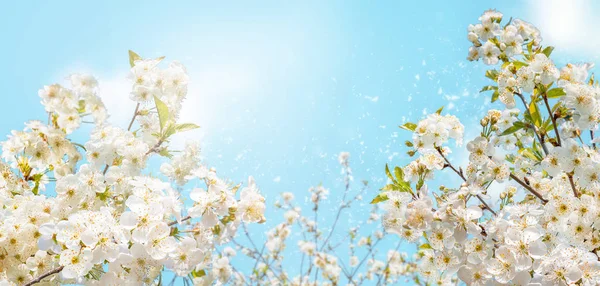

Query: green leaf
left=381, top=184, right=398, bottom=191
left=419, top=243, right=432, bottom=250
left=394, top=166, right=405, bottom=183
left=546, top=88, right=566, bottom=99
left=399, top=122, right=417, bottom=132
left=542, top=46, right=554, bottom=57
left=128, top=50, right=142, bottom=67
left=174, top=123, right=200, bottom=133
left=480, top=85, right=498, bottom=93
left=435, top=106, right=444, bottom=115
left=416, top=177, right=424, bottom=191
left=485, top=69, right=499, bottom=81
left=519, top=148, right=541, bottom=162
left=191, top=269, right=206, bottom=278
left=154, top=96, right=170, bottom=132
left=512, top=60, right=528, bottom=69
left=527, top=41, right=534, bottom=55
left=491, top=90, right=500, bottom=103
left=385, top=164, right=397, bottom=183
left=159, top=148, right=173, bottom=159
left=543, top=117, right=554, bottom=132
left=370, top=193, right=388, bottom=204
left=500, top=124, right=524, bottom=136
left=529, top=101, right=542, bottom=127
left=32, top=182, right=40, bottom=195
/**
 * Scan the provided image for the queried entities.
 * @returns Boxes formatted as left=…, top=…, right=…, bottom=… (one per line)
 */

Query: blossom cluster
left=375, top=10, right=600, bottom=285
left=0, top=51, right=265, bottom=285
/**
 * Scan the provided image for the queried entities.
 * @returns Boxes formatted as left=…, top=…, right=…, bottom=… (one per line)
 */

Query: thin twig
left=567, top=173, right=580, bottom=198
left=319, top=168, right=355, bottom=251
left=436, top=147, right=497, bottom=216
left=348, top=238, right=382, bottom=282
left=168, top=215, right=191, bottom=226
left=542, top=94, right=561, bottom=146
left=24, top=266, right=64, bottom=286
left=509, top=173, right=547, bottom=203
left=375, top=240, right=403, bottom=286
left=127, top=103, right=141, bottom=131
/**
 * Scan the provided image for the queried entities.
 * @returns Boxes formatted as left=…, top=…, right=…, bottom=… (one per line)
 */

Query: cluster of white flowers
left=375, top=10, right=600, bottom=286
left=410, top=112, right=464, bottom=151
left=229, top=152, right=416, bottom=285
left=38, top=74, right=107, bottom=134
left=0, top=51, right=265, bottom=285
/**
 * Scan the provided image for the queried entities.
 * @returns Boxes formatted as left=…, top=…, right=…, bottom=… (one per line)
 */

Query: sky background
left=1, top=0, right=598, bottom=284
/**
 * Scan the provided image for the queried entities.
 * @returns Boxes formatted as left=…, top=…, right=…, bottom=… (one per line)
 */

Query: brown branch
left=567, top=173, right=580, bottom=198
left=127, top=103, right=141, bottom=131
left=509, top=173, right=547, bottom=203
left=168, top=215, right=191, bottom=227
left=24, top=266, right=64, bottom=286
left=542, top=94, right=561, bottom=146
left=436, top=147, right=497, bottom=216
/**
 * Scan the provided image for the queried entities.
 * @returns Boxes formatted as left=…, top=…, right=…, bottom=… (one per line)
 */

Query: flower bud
left=467, top=32, right=479, bottom=43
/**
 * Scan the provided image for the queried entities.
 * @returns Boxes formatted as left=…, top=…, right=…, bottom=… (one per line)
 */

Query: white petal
left=81, top=230, right=98, bottom=247
left=528, top=239, right=547, bottom=259
left=120, top=212, right=138, bottom=229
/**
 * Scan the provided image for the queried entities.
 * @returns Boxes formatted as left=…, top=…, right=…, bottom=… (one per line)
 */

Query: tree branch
left=127, top=103, right=141, bottom=131
left=24, top=266, right=64, bottom=286
left=542, top=94, right=561, bottom=146
left=567, top=173, right=580, bottom=198
left=435, top=147, right=497, bottom=216
left=509, top=173, right=547, bottom=203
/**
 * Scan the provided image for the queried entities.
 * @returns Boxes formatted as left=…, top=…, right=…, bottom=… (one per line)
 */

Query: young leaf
left=129, top=50, right=142, bottom=67
left=512, top=61, right=528, bottom=69
left=385, top=164, right=397, bottom=184
left=435, top=106, right=444, bottom=115
left=370, top=193, right=388, bottom=204
left=419, top=243, right=432, bottom=249
left=480, top=85, right=497, bottom=93
left=399, top=122, right=417, bottom=132
left=485, top=69, right=499, bottom=81
left=175, top=123, right=200, bottom=133
left=381, top=184, right=399, bottom=191
left=158, top=148, right=173, bottom=159
left=491, top=90, right=499, bottom=102
left=154, top=96, right=170, bottom=132
left=394, top=166, right=405, bottom=183
left=546, top=88, right=566, bottom=99
left=519, top=148, right=541, bottom=162
left=542, top=46, right=554, bottom=57
left=528, top=101, right=542, bottom=127
left=500, top=124, right=524, bottom=136
left=416, top=177, right=424, bottom=191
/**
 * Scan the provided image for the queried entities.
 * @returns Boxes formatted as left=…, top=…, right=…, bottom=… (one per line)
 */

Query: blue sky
left=2, top=1, right=598, bottom=284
